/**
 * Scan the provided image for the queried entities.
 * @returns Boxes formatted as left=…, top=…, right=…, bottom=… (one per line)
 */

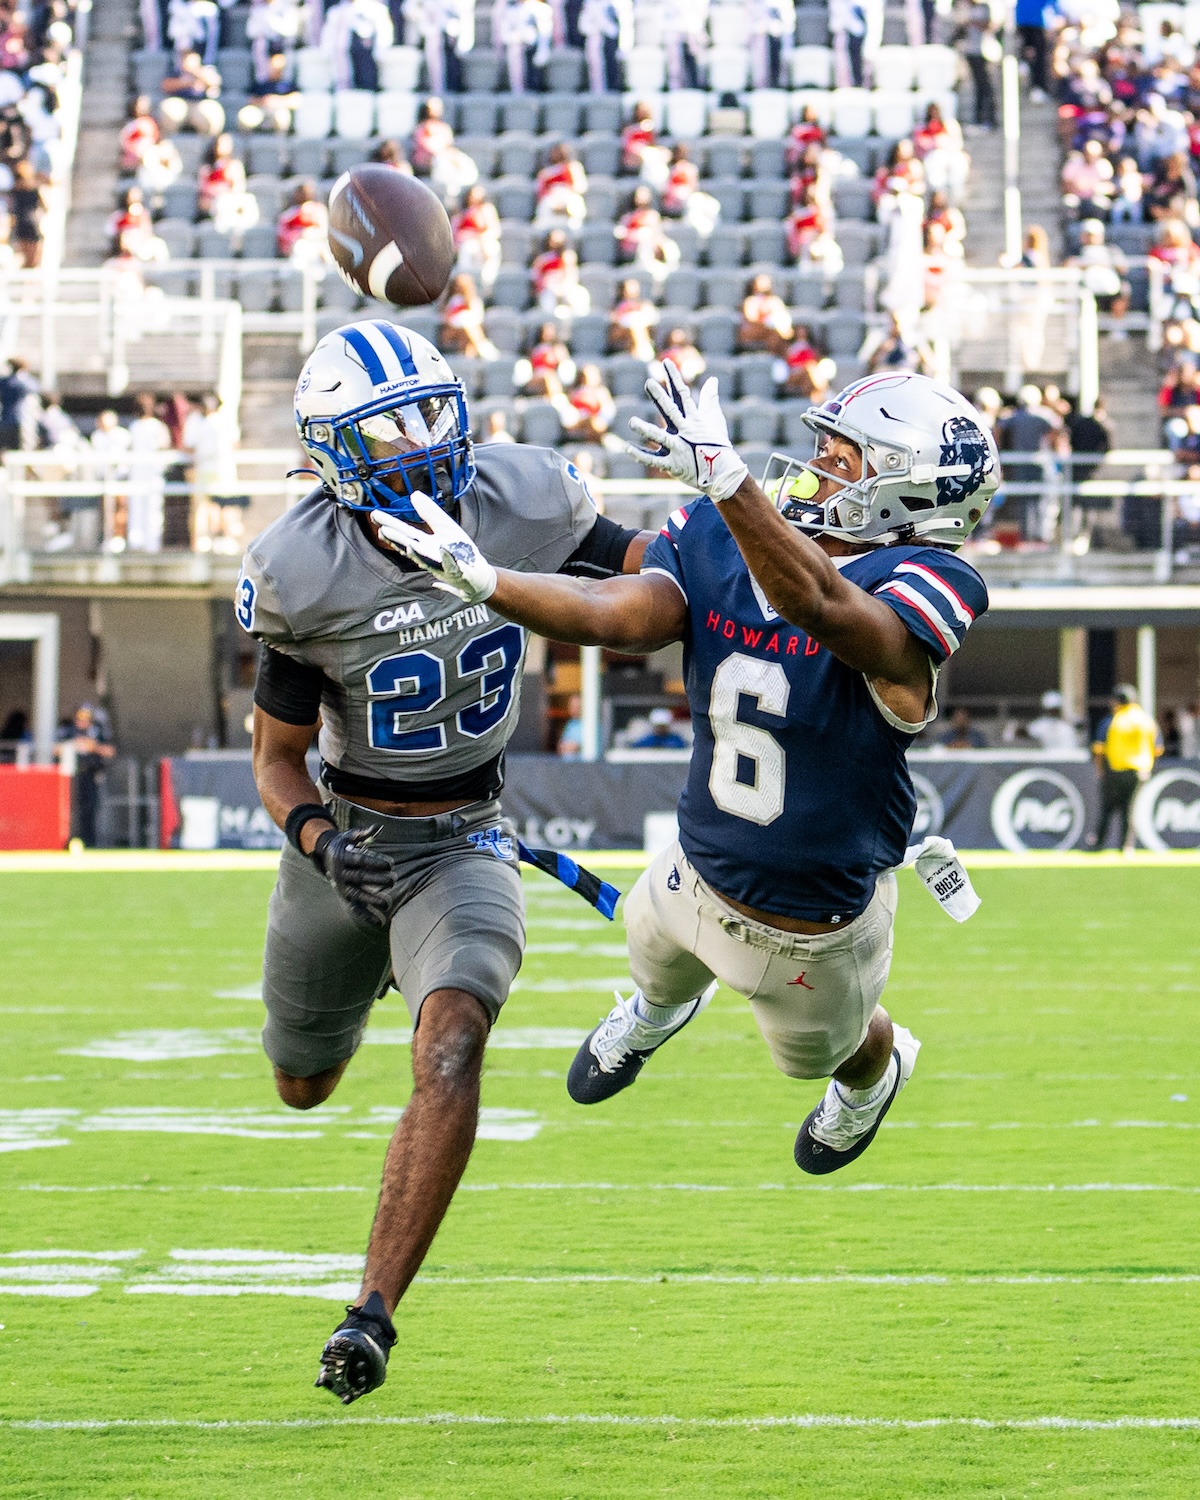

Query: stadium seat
left=320, top=275, right=360, bottom=311
left=569, top=313, right=609, bottom=357
left=501, top=97, right=541, bottom=135
left=791, top=273, right=830, bottom=310
left=579, top=132, right=621, bottom=177
left=490, top=267, right=531, bottom=309
left=662, top=267, right=703, bottom=309
left=457, top=95, right=498, bottom=134
left=709, top=4, right=750, bottom=46
left=632, top=2, right=665, bottom=46
left=334, top=90, right=376, bottom=140
left=608, top=355, right=651, bottom=396
left=462, top=50, right=503, bottom=92
left=457, top=136, right=497, bottom=177
left=747, top=185, right=790, bottom=223
left=748, top=91, right=790, bottom=141
left=480, top=360, right=517, bottom=396
left=832, top=178, right=875, bottom=220
left=375, top=91, right=419, bottom=138
left=792, top=88, right=833, bottom=127
left=828, top=135, right=874, bottom=174
left=703, top=269, right=745, bottom=309
left=873, top=92, right=916, bottom=137
left=295, top=48, right=334, bottom=91
left=835, top=221, right=878, bottom=264
left=915, top=44, right=960, bottom=94
left=132, top=49, right=169, bottom=94
left=698, top=309, right=739, bottom=353
left=521, top=401, right=563, bottom=446
left=656, top=306, right=696, bottom=337
left=217, top=49, right=253, bottom=92
left=824, top=313, right=866, bottom=357
left=159, top=182, right=197, bottom=220
left=709, top=47, right=750, bottom=92
left=624, top=45, right=665, bottom=93
left=172, top=136, right=207, bottom=175
left=290, top=139, right=330, bottom=177
left=294, top=91, right=334, bottom=139
left=247, top=137, right=290, bottom=176
left=329, top=139, right=371, bottom=176
left=483, top=308, right=524, bottom=353
left=790, top=46, right=833, bottom=89
left=831, top=89, right=873, bottom=138
left=583, top=96, right=623, bottom=135
left=834, top=268, right=868, bottom=310
left=379, top=46, right=422, bottom=92
left=703, top=354, right=737, bottom=391
left=872, top=45, right=918, bottom=92
left=705, top=179, right=746, bottom=221
left=580, top=264, right=619, bottom=308
left=795, top=7, right=831, bottom=45
left=398, top=307, right=439, bottom=343
left=542, top=96, right=583, bottom=136
left=445, top=357, right=482, bottom=397
left=156, top=219, right=196, bottom=258
left=247, top=176, right=284, bottom=218
left=749, top=138, right=787, bottom=179
left=705, top=139, right=745, bottom=179
left=583, top=177, right=619, bottom=223
left=739, top=442, right=775, bottom=474
left=705, top=226, right=746, bottom=267
left=499, top=220, right=534, bottom=264
left=545, top=49, right=586, bottom=92
left=665, top=91, right=708, bottom=140
left=779, top=401, right=815, bottom=446
left=197, top=224, right=233, bottom=258
left=668, top=222, right=701, bottom=265
left=579, top=222, right=618, bottom=264
left=605, top=449, right=650, bottom=480
left=493, top=177, right=536, bottom=220
left=241, top=223, right=278, bottom=258
left=733, top=399, right=780, bottom=445
left=737, top=356, right=778, bottom=400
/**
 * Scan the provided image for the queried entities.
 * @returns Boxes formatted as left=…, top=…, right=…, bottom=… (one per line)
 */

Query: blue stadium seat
left=779, top=401, right=816, bottom=446
left=330, top=139, right=373, bottom=176
left=662, top=267, right=702, bottom=309
left=457, top=137, right=498, bottom=177
left=217, top=50, right=253, bottom=91
left=501, top=97, right=541, bottom=134
left=829, top=137, right=875, bottom=175
left=824, top=314, right=866, bottom=357
left=480, top=360, right=517, bottom=396
left=319, top=276, right=360, bottom=311
left=697, top=309, right=739, bottom=354
left=703, top=269, right=746, bottom=309
left=542, top=95, right=583, bottom=136
left=733, top=398, right=781, bottom=445
left=737, top=356, right=779, bottom=400
left=132, top=49, right=169, bottom=95
left=579, top=222, right=618, bottom=265
left=580, top=264, right=619, bottom=307
left=746, top=218, right=787, bottom=261
left=398, top=307, right=439, bottom=343
left=834, top=269, right=868, bottom=311
left=457, top=95, right=499, bottom=134
left=290, top=140, right=330, bottom=178
left=569, top=313, right=610, bottom=357
left=795, top=7, right=831, bottom=45
left=197, top=224, right=233, bottom=258
left=749, top=139, right=787, bottom=179
left=173, top=136, right=207, bottom=175
left=667, top=222, right=701, bottom=266
left=156, top=219, right=197, bottom=258
left=579, top=132, right=621, bottom=177
left=583, top=96, right=623, bottom=135
left=489, top=267, right=532, bottom=310
left=656, top=307, right=697, bottom=338
left=835, top=223, right=877, bottom=265
left=241, top=223, right=278, bottom=258
left=483, top=307, right=525, bottom=353
left=278, top=273, right=306, bottom=310
left=703, top=355, right=738, bottom=392
left=583, top=177, right=619, bottom=224
left=159, top=182, right=198, bottom=220
left=705, top=139, right=745, bottom=179
left=497, top=133, right=539, bottom=178
left=492, top=178, right=536, bottom=220
left=832, top=179, right=874, bottom=221
left=704, top=179, right=747, bottom=222
left=704, top=227, right=746, bottom=267
left=522, top=401, right=564, bottom=446
left=462, top=50, right=504, bottom=92
left=500, top=220, right=535, bottom=265
left=246, top=137, right=290, bottom=176
left=221, top=5, right=251, bottom=48
left=608, top=355, right=651, bottom=395
left=247, top=179, right=284, bottom=219
left=546, top=49, right=586, bottom=92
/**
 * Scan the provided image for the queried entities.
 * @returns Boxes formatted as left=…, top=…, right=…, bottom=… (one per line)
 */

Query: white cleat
left=567, top=981, right=718, bottom=1104
left=794, top=1025, right=920, bottom=1174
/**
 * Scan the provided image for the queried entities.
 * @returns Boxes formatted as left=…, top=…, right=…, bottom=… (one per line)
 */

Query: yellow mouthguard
left=767, top=469, right=821, bottom=503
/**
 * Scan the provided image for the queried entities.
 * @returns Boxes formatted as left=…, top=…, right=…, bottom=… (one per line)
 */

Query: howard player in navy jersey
left=376, top=368, right=997, bottom=1176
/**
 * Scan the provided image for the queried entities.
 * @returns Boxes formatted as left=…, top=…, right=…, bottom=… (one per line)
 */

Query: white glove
left=370, top=493, right=497, bottom=604
left=623, top=362, right=749, bottom=503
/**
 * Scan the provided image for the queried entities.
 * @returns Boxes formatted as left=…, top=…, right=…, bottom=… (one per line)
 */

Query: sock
left=834, top=1057, right=895, bottom=1110
left=632, top=990, right=697, bottom=1027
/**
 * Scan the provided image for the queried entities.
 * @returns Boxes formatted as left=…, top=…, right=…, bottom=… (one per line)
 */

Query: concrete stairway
left=64, top=0, right=135, bottom=266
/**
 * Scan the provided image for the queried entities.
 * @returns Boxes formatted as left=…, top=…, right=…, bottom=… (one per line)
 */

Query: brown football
left=327, top=166, right=455, bottom=308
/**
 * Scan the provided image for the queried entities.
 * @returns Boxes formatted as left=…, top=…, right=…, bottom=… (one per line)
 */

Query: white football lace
left=591, top=990, right=694, bottom=1073
left=810, top=1064, right=896, bottom=1151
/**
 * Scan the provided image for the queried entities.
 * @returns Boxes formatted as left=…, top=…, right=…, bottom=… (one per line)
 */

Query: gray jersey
left=236, top=444, right=596, bottom=785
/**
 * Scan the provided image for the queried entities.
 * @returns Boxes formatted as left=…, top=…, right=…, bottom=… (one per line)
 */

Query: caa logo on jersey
left=990, top=769, right=1086, bottom=852
left=1132, top=767, right=1200, bottom=850
left=936, top=416, right=993, bottom=506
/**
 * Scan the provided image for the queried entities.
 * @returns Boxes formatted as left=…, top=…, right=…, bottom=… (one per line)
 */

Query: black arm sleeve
left=253, top=645, right=325, bottom=726
left=559, top=514, right=641, bottom=578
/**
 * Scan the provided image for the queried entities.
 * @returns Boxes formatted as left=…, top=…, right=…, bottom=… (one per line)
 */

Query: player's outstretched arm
left=371, top=498, right=686, bottom=652
left=253, top=708, right=334, bottom=851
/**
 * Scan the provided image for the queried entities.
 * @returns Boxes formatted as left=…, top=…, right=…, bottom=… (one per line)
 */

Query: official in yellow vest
left=1087, top=685, right=1163, bottom=851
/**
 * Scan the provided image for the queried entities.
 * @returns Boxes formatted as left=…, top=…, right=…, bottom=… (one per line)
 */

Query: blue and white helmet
left=762, top=372, right=999, bottom=549
left=295, top=319, right=474, bottom=522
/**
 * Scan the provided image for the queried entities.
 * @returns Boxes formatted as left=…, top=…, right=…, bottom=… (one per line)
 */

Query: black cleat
left=794, top=1026, right=920, bottom=1175
left=567, top=983, right=716, bottom=1105
left=315, top=1290, right=396, bottom=1405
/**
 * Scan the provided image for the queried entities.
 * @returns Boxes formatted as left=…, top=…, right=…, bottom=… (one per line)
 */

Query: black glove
left=310, top=826, right=395, bottom=928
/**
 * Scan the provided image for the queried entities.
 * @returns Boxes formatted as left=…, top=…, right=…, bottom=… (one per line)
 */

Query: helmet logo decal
left=937, top=417, right=992, bottom=506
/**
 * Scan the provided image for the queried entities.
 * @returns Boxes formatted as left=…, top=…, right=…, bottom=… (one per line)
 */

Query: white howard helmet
left=763, top=372, right=1000, bottom=549
left=294, top=319, right=474, bottom=523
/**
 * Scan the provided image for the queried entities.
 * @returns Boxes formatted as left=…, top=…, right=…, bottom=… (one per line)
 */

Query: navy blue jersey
left=642, top=499, right=989, bottom=921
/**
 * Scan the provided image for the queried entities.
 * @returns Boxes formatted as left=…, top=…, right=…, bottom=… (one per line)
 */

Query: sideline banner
left=158, top=753, right=1200, bottom=853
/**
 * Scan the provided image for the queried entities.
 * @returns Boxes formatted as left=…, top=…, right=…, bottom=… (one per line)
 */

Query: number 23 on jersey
left=366, top=622, right=524, bottom=753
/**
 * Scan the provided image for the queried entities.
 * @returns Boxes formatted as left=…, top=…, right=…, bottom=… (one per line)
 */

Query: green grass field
left=1, top=860, right=1199, bottom=1498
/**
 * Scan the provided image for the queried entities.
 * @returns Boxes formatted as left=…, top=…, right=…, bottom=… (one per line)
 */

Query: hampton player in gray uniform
left=236, top=319, right=649, bottom=1403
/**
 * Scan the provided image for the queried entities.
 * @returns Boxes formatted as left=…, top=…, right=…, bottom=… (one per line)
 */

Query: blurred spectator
left=972, top=385, right=1002, bottom=433
left=776, top=326, right=834, bottom=399
left=38, top=391, right=81, bottom=450
left=562, top=363, right=615, bottom=443
left=1108, top=156, right=1144, bottom=223
left=621, top=101, right=669, bottom=186
left=185, top=392, right=244, bottom=552
left=786, top=182, right=841, bottom=273
left=534, top=142, right=588, bottom=233
left=830, top=0, right=871, bottom=88
left=411, top=0, right=474, bottom=96
left=1061, top=139, right=1113, bottom=217
left=89, top=410, right=131, bottom=550
left=159, top=52, right=225, bottom=136
left=661, top=142, right=719, bottom=238
left=1065, top=396, right=1111, bottom=485
left=480, top=409, right=516, bottom=444
left=169, top=0, right=221, bottom=64
left=1145, top=152, right=1197, bottom=222
left=10, top=159, right=46, bottom=266
left=1088, top=685, right=1163, bottom=851
left=0, top=357, right=37, bottom=452
left=197, top=132, right=245, bottom=216
left=750, top=0, right=793, bottom=89
left=580, top=0, right=631, bottom=94
left=1161, top=707, right=1183, bottom=758
left=1015, top=0, right=1050, bottom=100
left=136, top=133, right=183, bottom=206
left=1019, top=222, right=1051, bottom=269
left=108, top=185, right=154, bottom=256
left=320, top=0, right=393, bottom=90
left=925, top=190, right=966, bottom=258
left=787, top=105, right=826, bottom=170
left=614, top=185, right=679, bottom=282
left=874, top=138, right=926, bottom=204
left=239, top=53, right=300, bottom=133
left=246, top=0, right=304, bottom=86
left=1065, top=220, right=1129, bottom=321
left=57, top=706, right=114, bottom=846
left=630, top=707, right=688, bottom=749
left=126, top=391, right=171, bottom=553
left=663, top=1, right=705, bottom=89
left=120, top=96, right=159, bottom=173
left=497, top=0, right=552, bottom=94
left=1158, top=360, right=1200, bottom=439
left=658, top=326, right=705, bottom=386
left=557, top=691, right=583, bottom=756
left=999, top=384, right=1055, bottom=538
left=955, top=0, right=999, bottom=130
left=1026, top=690, right=1081, bottom=750
left=515, top=320, right=575, bottom=396
left=452, top=184, right=501, bottom=293
left=277, top=179, right=328, bottom=262
left=371, top=139, right=412, bottom=172
left=863, top=310, right=927, bottom=373
left=1180, top=700, right=1199, bottom=758
left=608, top=276, right=657, bottom=361
left=410, top=96, right=454, bottom=173
left=440, top=272, right=499, bottom=360
left=738, top=272, right=793, bottom=356
left=912, top=101, right=968, bottom=197
left=530, top=227, right=589, bottom=317
left=941, top=706, right=986, bottom=749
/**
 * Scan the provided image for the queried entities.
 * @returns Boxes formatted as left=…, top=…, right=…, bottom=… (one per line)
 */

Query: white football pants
left=623, top=841, right=897, bottom=1079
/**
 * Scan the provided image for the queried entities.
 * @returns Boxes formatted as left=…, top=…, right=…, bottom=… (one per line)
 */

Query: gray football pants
left=261, top=797, right=525, bottom=1079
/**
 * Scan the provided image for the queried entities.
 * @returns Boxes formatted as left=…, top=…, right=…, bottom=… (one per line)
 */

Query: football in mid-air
left=327, top=166, right=455, bottom=308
